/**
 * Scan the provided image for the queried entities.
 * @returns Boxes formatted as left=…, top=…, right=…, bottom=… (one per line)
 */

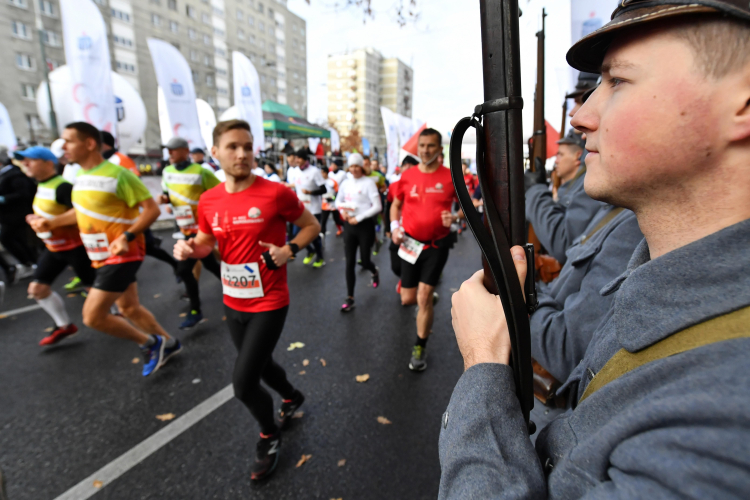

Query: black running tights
left=176, top=252, right=220, bottom=313
left=305, top=213, right=324, bottom=259
left=320, top=210, right=343, bottom=233
left=225, top=305, right=295, bottom=435
left=344, top=218, right=377, bottom=297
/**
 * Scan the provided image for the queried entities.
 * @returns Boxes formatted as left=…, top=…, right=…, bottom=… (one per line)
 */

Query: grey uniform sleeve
left=530, top=216, right=644, bottom=382
left=439, top=364, right=546, bottom=500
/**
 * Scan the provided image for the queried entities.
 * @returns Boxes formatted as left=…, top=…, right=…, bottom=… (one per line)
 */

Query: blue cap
left=14, top=146, right=58, bottom=164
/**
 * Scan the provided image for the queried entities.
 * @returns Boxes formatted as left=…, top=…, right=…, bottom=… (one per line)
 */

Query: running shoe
left=15, top=264, right=35, bottom=280
left=336, top=228, right=343, bottom=237
left=39, top=324, right=78, bottom=346
left=302, top=254, right=315, bottom=265
left=63, top=276, right=82, bottom=291
left=312, top=258, right=326, bottom=269
left=433, top=292, right=439, bottom=305
left=251, top=432, right=282, bottom=481
left=141, top=335, right=166, bottom=377
left=373, top=238, right=383, bottom=255
left=110, top=304, right=122, bottom=317
left=162, top=338, right=183, bottom=365
left=340, top=297, right=355, bottom=313
left=5, top=266, right=17, bottom=286
left=409, top=345, right=427, bottom=372
left=277, top=390, right=305, bottom=429
left=371, top=267, right=380, bottom=288
left=179, top=310, right=205, bottom=330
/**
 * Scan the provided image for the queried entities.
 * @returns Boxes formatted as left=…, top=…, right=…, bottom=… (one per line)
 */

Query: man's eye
left=608, top=77, right=624, bottom=88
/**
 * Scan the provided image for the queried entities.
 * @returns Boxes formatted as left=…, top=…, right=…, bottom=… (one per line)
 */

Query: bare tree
left=303, top=0, right=420, bottom=26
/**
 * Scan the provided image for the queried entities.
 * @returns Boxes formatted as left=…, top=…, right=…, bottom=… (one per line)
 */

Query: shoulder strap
left=580, top=305, right=750, bottom=402
left=580, top=207, right=625, bottom=245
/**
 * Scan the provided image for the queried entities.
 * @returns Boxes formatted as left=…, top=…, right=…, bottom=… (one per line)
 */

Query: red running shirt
left=198, top=176, right=305, bottom=313
left=396, top=166, right=457, bottom=243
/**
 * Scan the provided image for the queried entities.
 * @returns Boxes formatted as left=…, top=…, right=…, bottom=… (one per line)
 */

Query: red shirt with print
left=198, top=177, right=304, bottom=313
left=396, top=165, right=457, bottom=243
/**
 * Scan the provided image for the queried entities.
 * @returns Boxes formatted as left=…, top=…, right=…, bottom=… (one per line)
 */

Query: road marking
left=0, top=304, right=41, bottom=319
left=53, top=384, right=234, bottom=500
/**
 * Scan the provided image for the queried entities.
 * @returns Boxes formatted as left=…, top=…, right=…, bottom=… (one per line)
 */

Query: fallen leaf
left=156, top=413, right=176, bottom=421
left=192, top=378, right=201, bottom=384
left=153, top=294, right=161, bottom=298
left=295, top=454, right=312, bottom=468
left=67, top=293, right=77, bottom=298
left=299, top=370, right=306, bottom=375
left=377, top=416, right=392, bottom=425
left=320, top=359, right=327, bottom=367
left=337, top=459, right=346, bottom=467
left=450, top=287, right=458, bottom=292
left=0, top=315, right=6, bottom=319
left=302, top=359, right=309, bottom=366
left=131, top=357, right=140, bottom=364
left=179, top=312, right=187, bottom=318
left=93, top=480, right=103, bottom=488
left=329, top=258, right=335, bottom=262
left=44, top=327, right=54, bottom=332
left=355, top=374, right=370, bottom=383
left=222, top=316, right=227, bottom=321
left=292, top=411, right=304, bottom=419
left=287, top=342, right=305, bottom=351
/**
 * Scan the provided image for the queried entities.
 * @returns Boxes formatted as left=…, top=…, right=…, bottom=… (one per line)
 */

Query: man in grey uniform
left=442, top=2, right=750, bottom=498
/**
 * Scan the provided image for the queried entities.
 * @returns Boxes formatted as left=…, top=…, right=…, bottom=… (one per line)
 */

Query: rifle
left=449, top=0, right=537, bottom=432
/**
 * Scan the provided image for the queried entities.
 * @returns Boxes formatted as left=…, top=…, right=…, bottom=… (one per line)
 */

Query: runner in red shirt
left=390, top=128, right=463, bottom=372
left=173, top=120, right=320, bottom=481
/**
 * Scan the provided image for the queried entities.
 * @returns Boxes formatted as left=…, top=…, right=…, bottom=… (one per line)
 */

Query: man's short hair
left=671, top=16, right=750, bottom=78
left=65, top=122, right=102, bottom=148
left=100, top=131, right=116, bottom=149
left=213, top=119, right=251, bottom=147
left=402, top=155, right=419, bottom=167
left=295, top=148, right=309, bottom=160
left=419, top=128, right=442, bottom=146
left=362, top=155, right=370, bottom=161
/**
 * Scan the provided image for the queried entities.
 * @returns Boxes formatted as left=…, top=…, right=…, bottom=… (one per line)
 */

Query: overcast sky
left=286, top=0, right=591, bottom=140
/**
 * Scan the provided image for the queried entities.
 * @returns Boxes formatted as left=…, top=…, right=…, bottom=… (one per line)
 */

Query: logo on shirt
left=212, top=212, right=221, bottom=230
left=426, top=182, right=445, bottom=194
left=248, top=207, right=261, bottom=219
left=410, top=185, right=419, bottom=198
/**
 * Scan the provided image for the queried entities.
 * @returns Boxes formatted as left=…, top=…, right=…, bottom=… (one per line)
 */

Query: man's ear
left=210, top=145, right=218, bottom=158
left=729, top=68, right=750, bottom=142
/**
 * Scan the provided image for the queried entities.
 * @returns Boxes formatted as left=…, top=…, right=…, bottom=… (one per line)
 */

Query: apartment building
left=327, top=47, right=413, bottom=156
left=0, top=0, right=307, bottom=153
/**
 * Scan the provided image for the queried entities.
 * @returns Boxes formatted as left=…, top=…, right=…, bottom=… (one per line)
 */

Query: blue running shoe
left=162, top=338, right=183, bottom=365
left=179, top=310, right=205, bottom=330
left=141, top=335, right=165, bottom=377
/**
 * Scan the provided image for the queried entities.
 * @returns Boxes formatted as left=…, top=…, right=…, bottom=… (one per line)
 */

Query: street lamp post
left=33, top=0, right=59, bottom=139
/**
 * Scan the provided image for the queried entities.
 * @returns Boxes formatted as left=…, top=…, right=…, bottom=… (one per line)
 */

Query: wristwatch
left=287, top=242, right=300, bottom=256
left=124, top=231, right=136, bottom=242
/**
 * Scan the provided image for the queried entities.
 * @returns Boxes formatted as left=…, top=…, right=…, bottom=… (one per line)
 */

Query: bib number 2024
left=221, top=262, right=264, bottom=299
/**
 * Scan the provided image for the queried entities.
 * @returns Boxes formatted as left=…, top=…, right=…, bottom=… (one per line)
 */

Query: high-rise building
left=327, top=47, right=413, bottom=157
left=0, top=0, right=308, bottom=153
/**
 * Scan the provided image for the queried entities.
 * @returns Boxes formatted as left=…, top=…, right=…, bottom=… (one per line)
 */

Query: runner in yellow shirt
left=61, top=122, right=181, bottom=377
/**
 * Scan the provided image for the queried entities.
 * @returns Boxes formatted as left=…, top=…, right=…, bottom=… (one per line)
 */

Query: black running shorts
left=33, top=246, right=96, bottom=286
left=92, top=260, right=142, bottom=293
left=400, top=240, right=450, bottom=289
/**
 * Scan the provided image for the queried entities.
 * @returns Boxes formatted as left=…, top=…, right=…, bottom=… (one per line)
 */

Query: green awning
left=261, top=100, right=301, bottom=118
left=261, top=100, right=330, bottom=139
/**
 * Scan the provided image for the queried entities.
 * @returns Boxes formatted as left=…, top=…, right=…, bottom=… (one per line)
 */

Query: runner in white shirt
left=335, top=153, right=381, bottom=312
left=263, top=162, right=282, bottom=183
left=329, top=159, right=347, bottom=187
left=291, top=149, right=327, bottom=268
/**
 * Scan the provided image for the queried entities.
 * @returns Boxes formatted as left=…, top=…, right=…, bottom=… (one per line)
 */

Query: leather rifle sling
left=579, top=207, right=624, bottom=245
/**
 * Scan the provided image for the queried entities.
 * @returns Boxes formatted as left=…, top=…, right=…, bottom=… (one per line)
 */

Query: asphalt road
left=0, top=227, right=562, bottom=500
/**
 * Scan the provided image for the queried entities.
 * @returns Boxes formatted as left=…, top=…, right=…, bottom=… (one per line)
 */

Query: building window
left=191, top=69, right=199, bottom=82
left=217, top=87, right=227, bottom=95
left=259, top=40, right=265, bottom=50
left=15, top=53, right=34, bottom=70
left=258, top=21, right=264, bottom=31
left=149, top=0, right=160, bottom=5
left=115, top=61, right=136, bottom=73
left=169, top=20, right=178, bottom=33
left=203, top=54, right=211, bottom=66
left=11, top=21, right=31, bottom=39
left=207, top=96, right=216, bottom=106
left=249, top=34, right=255, bottom=45
left=257, top=2, right=263, bottom=13
left=114, top=35, right=133, bottom=47
left=260, top=75, right=266, bottom=84
left=167, top=0, right=176, bottom=10
left=190, top=49, right=198, bottom=61
left=236, top=8, right=242, bottom=20
left=21, top=83, right=36, bottom=100
left=8, top=0, right=29, bottom=8
left=293, top=86, right=299, bottom=95
left=201, top=12, right=210, bottom=23
left=270, top=77, right=276, bottom=86
left=151, top=13, right=161, bottom=26
left=39, top=0, right=55, bottom=16
left=216, top=68, right=226, bottom=76
left=45, top=58, right=60, bottom=70
left=247, top=15, right=254, bottom=26
left=267, top=7, right=273, bottom=18
left=188, top=28, right=196, bottom=39
left=213, top=27, right=224, bottom=37
left=237, top=28, right=244, bottom=40
left=111, top=8, right=131, bottom=21
left=186, top=5, right=195, bottom=18
left=212, top=6, right=223, bottom=16
left=215, top=47, right=225, bottom=57
left=205, top=74, right=214, bottom=86
left=203, top=34, right=210, bottom=45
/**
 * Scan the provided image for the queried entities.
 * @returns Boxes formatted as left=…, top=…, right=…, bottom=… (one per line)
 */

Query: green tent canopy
left=262, top=100, right=330, bottom=139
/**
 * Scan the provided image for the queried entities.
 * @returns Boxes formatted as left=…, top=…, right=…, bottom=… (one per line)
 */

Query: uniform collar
left=604, top=218, right=750, bottom=352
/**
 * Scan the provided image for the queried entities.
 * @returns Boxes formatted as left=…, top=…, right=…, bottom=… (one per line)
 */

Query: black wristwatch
left=124, top=231, right=136, bottom=242
left=287, top=242, right=299, bottom=256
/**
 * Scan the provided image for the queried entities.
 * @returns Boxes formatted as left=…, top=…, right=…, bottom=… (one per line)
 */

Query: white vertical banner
left=60, top=0, right=117, bottom=136
left=232, top=51, right=264, bottom=154
left=195, top=98, right=217, bottom=150
left=0, top=102, right=17, bottom=150
left=380, top=107, right=399, bottom=176
left=148, top=38, right=204, bottom=148
left=328, top=127, right=340, bottom=152
left=308, top=138, right=320, bottom=152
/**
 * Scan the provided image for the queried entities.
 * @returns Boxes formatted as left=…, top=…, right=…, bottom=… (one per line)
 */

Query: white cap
left=50, top=138, right=65, bottom=159
left=347, top=153, right=364, bottom=167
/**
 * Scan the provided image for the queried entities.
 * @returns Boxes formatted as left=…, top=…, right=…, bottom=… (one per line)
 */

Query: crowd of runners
left=1, top=120, right=466, bottom=480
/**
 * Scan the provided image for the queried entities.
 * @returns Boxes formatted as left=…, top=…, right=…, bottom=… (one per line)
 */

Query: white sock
left=37, top=292, right=70, bottom=328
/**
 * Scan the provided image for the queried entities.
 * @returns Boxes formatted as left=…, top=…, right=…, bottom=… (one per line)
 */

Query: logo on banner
left=78, top=33, right=92, bottom=50
left=115, top=96, right=125, bottom=122
left=241, top=85, right=252, bottom=97
left=170, top=79, right=184, bottom=96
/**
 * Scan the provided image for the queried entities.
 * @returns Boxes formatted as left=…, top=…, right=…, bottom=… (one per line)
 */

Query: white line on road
left=0, top=304, right=41, bottom=319
left=53, top=384, right=234, bottom=500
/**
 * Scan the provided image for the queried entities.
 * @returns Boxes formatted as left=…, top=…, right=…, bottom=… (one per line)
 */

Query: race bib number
left=81, top=232, right=111, bottom=261
left=398, top=235, right=425, bottom=265
left=36, top=231, right=53, bottom=240
left=173, top=205, right=196, bottom=228
left=221, top=262, right=264, bottom=299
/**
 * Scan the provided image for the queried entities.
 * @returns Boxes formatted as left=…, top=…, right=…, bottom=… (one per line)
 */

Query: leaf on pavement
left=44, top=327, right=54, bottom=332
left=156, top=413, right=176, bottom=421
left=299, top=370, right=306, bottom=375
left=67, top=293, right=77, bottom=298
left=296, top=454, right=312, bottom=468
left=355, top=374, right=370, bottom=383
left=131, top=357, right=140, bottom=364
left=179, top=312, right=187, bottom=318
left=153, top=294, right=161, bottom=298
left=337, top=459, right=346, bottom=467
left=222, top=316, right=227, bottom=321
left=302, top=359, right=309, bottom=366
left=377, top=416, right=392, bottom=425
left=292, top=411, right=304, bottom=419
left=93, top=480, right=103, bottom=488
left=320, top=359, right=327, bottom=367
left=287, top=342, right=305, bottom=351
left=450, top=288, right=458, bottom=292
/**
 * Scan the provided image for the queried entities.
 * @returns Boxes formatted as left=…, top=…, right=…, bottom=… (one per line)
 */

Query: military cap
left=567, top=1, right=750, bottom=73
left=557, top=129, right=585, bottom=149
left=566, top=72, right=599, bottom=99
